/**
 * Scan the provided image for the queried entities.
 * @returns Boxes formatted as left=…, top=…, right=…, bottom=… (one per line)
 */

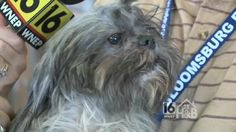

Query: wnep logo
left=163, top=99, right=198, bottom=119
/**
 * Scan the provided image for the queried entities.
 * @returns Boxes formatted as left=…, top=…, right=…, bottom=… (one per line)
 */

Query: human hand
left=0, top=14, right=27, bottom=128
left=0, top=14, right=27, bottom=96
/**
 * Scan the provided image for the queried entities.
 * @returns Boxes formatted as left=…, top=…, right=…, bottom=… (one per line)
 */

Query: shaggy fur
left=10, top=0, right=181, bottom=131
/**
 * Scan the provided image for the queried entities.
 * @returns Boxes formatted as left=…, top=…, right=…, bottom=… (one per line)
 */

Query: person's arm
left=0, top=14, right=27, bottom=128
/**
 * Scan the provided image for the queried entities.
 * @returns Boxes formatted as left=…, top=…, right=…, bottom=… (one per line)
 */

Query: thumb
left=0, top=14, right=7, bottom=26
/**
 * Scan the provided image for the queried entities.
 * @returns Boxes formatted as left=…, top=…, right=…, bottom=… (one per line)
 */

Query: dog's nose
left=138, top=35, right=156, bottom=49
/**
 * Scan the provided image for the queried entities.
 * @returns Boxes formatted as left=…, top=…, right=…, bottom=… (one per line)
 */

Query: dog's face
left=11, top=0, right=181, bottom=131
left=43, top=2, right=181, bottom=114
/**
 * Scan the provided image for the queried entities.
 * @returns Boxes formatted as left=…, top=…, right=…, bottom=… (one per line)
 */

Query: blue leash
left=157, top=4, right=236, bottom=121
left=160, top=0, right=174, bottom=39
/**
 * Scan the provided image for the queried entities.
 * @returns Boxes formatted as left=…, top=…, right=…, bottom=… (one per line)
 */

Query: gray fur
left=10, top=1, right=181, bottom=132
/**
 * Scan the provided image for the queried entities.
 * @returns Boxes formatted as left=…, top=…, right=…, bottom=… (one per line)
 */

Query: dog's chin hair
left=30, top=96, right=158, bottom=132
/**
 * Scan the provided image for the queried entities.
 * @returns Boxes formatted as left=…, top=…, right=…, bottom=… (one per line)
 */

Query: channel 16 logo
left=163, top=99, right=198, bottom=119
left=163, top=102, right=176, bottom=118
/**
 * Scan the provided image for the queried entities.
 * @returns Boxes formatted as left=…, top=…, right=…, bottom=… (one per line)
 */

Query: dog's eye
left=108, top=33, right=122, bottom=45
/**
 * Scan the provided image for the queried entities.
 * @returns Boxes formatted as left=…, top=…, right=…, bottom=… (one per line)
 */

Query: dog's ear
left=10, top=53, right=56, bottom=131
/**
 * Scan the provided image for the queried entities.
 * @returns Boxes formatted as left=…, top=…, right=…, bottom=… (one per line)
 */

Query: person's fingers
left=0, top=110, right=10, bottom=128
left=0, top=40, right=26, bottom=71
left=0, top=14, right=7, bottom=27
left=0, top=16, right=27, bottom=96
left=0, top=97, right=14, bottom=119
left=0, top=27, right=26, bottom=55
left=0, top=41, right=26, bottom=77
left=0, top=41, right=27, bottom=95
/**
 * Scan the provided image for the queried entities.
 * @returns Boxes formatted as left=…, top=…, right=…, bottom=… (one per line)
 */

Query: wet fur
left=10, top=0, right=181, bottom=131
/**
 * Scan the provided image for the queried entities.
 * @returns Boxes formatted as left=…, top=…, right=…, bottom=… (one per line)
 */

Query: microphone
left=0, top=0, right=75, bottom=49
left=60, top=0, right=84, bottom=5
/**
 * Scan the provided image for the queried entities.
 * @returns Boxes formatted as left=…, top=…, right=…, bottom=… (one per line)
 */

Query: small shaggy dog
left=11, top=0, right=181, bottom=131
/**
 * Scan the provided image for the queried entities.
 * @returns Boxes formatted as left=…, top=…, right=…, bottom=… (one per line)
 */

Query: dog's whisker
left=145, top=6, right=159, bottom=21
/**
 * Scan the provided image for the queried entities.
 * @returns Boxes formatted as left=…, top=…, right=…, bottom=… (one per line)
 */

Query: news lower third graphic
left=163, top=99, right=198, bottom=119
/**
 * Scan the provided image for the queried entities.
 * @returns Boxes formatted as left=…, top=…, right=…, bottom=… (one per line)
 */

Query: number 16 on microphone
left=0, top=0, right=74, bottom=49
